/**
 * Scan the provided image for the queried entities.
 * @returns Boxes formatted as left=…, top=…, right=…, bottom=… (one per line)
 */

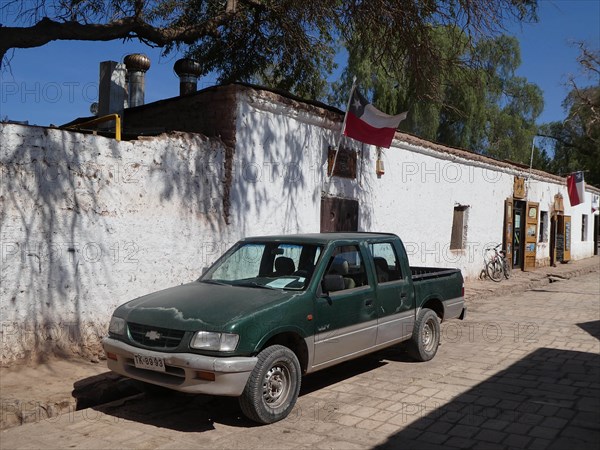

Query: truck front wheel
left=239, top=345, right=301, bottom=424
left=407, top=308, right=440, bottom=362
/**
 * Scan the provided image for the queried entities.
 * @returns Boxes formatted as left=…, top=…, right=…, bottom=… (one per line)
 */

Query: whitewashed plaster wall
left=232, top=90, right=597, bottom=280
left=231, top=91, right=336, bottom=236
left=365, top=142, right=512, bottom=277
left=360, top=142, right=595, bottom=276
left=0, top=124, right=226, bottom=364
left=1, top=94, right=597, bottom=364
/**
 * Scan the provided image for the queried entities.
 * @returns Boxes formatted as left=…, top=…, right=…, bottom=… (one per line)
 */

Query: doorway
left=550, top=216, right=557, bottom=266
left=320, top=197, right=359, bottom=232
left=556, top=215, right=572, bottom=262
left=512, top=200, right=525, bottom=269
left=594, top=215, right=599, bottom=256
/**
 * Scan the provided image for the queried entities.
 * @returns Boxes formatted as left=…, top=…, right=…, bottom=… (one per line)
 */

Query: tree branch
left=536, top=133, right=576, bottom=148
left=0, top=15, right=228, bottom=63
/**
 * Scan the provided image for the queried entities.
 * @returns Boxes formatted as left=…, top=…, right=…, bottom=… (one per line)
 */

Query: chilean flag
left=567, top=171, right=585, bottom=206
left=343, top=88, right=407, bottom=148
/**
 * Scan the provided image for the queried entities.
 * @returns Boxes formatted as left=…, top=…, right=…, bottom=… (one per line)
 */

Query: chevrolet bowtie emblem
left=145, top=330, right=161, bottom=341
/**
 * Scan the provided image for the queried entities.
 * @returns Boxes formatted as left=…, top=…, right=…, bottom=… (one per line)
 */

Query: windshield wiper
left=199, top=279, right=229, bottom=286
left=234, top=281, right=274, bottom=290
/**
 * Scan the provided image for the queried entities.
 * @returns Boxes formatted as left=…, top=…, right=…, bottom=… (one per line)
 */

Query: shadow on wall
left=232, top=110, right=312, bottom=236
left=231, top=97, right=374, bottom=236
left=374, top=347, right=600, bottom=449
left=0, top=124, right=226, bottom=365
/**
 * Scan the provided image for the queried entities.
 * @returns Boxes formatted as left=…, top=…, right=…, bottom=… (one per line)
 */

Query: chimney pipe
left=124, top=53, right=151, bottom=108
left=98, top=61, right=127, bottom=116
left=174, top=58, right=202, bottom=95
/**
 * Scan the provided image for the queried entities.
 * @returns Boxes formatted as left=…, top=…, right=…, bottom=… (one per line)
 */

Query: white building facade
left=1, top=84, right=598, bottom=364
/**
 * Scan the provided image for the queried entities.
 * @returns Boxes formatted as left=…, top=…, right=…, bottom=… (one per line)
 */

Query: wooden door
left=320, top=197, right=359, bottom=232
left=557, top=215, right=565, bottom=262
left=523, top=202, right=539, bottom=271
left=513, top=200, right=525, bottom=269
left=550, top=216, right=557, bottom=266
left=594, top=215, right=599, bottom=256
left=556, top=215, right=571, bottom=263
left=503, top=198, right=514, bottom=270
left=563, top=215, right=571, bottom=262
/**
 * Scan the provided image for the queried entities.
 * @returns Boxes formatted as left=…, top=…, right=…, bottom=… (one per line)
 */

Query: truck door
left=313, top=244, right=377, bottom=367
left=370, top=242, right=415, bottom=345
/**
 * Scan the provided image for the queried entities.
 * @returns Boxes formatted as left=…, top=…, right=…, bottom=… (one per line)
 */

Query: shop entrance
left=504, top=198, right=539, bottom=271
left=512, top=200, right=525, bottom=269
left=594, top=215, right=599, bottom=256
left=556, top=215, right=572, bottom=263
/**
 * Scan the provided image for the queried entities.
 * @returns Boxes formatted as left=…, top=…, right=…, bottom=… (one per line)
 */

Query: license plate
left=133, top=354, right=166, bottom=372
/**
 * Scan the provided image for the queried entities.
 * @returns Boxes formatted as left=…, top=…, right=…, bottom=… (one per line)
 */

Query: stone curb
left=465, top=257, right=599, bottom=303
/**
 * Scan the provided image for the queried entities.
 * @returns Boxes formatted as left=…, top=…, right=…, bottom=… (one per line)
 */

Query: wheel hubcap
left=262, top=364, right=290, bottom=407
left=422, top=321, right=435, bottom=351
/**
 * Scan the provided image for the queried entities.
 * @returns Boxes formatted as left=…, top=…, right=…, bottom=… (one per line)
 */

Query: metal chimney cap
left=124, top=53, right=151, bottom=72
left=174, top=58, right=202, bottom=77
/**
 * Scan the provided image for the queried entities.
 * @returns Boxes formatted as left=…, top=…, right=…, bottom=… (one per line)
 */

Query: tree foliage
left=1, top=0, right=537, bottom=98
left=540, top=43, right=600, bottom=187
left=334, top=29, right=543, bottom=164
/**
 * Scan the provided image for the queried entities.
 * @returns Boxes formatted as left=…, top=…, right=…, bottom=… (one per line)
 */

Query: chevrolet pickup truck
left=103, top=232, right=465, bottom=423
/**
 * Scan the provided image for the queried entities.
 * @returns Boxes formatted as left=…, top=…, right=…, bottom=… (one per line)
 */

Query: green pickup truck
left=103, top=232, right=465, bottom=423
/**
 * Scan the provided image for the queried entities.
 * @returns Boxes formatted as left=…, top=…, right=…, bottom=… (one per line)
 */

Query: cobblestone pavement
left=1, top=257, right=599, bottom=449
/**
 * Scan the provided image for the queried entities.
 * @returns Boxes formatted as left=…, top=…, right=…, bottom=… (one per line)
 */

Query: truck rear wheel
left=239, top=345, right=301, bottom=424
left=407, top=308, right=440, bottom=362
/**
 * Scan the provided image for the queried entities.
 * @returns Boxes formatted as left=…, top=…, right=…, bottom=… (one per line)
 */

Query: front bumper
left=102, top=337, right=257, bottom=396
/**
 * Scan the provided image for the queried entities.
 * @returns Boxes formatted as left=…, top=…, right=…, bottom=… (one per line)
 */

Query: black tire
left=486, top=260, right=503, bottom=282
left=407, top=308, right=440, bottom=362
left=239, top=345, right=301, bottom=424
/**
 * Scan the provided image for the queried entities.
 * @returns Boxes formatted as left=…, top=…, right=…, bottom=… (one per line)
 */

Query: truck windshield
left=200, top=242, right=323, bottom=291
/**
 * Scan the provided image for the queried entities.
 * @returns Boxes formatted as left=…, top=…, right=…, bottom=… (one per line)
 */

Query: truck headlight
left=190, top=331, right=239, bottom=351
left=108, top=316, right=126, bottom=336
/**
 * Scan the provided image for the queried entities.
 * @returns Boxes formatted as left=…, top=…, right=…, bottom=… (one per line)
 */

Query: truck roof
left=242, top=232, right=399, bottom=244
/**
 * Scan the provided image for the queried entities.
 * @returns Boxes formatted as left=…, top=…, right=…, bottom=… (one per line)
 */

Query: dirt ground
left=0, top=357, right=112, bottom=429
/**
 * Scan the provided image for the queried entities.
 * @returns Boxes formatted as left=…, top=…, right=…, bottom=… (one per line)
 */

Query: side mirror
left=322, top=274, right=344, bottom=294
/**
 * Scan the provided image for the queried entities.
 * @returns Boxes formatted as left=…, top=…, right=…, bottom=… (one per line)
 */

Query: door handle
left=365, top=298, right=373, bottom=307
left=400, top=292, right=408, bottom=299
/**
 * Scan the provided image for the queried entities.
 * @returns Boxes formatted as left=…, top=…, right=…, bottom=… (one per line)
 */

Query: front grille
left=127, top=322, right=185, bottom=349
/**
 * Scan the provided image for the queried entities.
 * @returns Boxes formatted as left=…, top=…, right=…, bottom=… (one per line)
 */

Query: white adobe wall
left=232, top=90, right=597, bottom=280
left=0, top=124, right=227, bottom=365
left=1, top=93, right=596, bottom=364
left=363, top=143, right=513, bottom=278
left=230, top=91, right=337, bottom=236
left=557, top=189, right=597, bottom=260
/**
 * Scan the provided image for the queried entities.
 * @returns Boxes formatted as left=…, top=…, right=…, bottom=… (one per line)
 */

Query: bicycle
left=485, top=243, right=510, bottom=282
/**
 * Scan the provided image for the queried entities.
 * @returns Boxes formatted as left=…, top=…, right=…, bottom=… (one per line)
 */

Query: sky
left=0, top=0, right=598, bottom=127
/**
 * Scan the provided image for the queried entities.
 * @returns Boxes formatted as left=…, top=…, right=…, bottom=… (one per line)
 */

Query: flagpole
left=325, top=76, right=357, bottom=195
left=334, top=76, right=358, bottom=162
left=526, top=135, right=539, bottom=201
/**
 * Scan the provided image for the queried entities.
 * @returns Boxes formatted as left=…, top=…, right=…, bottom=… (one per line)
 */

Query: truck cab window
left=371, top=242, right=402, bottom=282
left=325, top=245, right=368, bottom=290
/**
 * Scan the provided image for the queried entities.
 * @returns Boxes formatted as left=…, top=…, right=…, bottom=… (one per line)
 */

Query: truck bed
left=410, top=266, right=462, bottom=281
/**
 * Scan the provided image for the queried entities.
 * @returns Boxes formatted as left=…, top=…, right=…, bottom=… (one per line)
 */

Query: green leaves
left=539, top=44, right=599, bottom=186
left=338, top=27, right=543, bottom=165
